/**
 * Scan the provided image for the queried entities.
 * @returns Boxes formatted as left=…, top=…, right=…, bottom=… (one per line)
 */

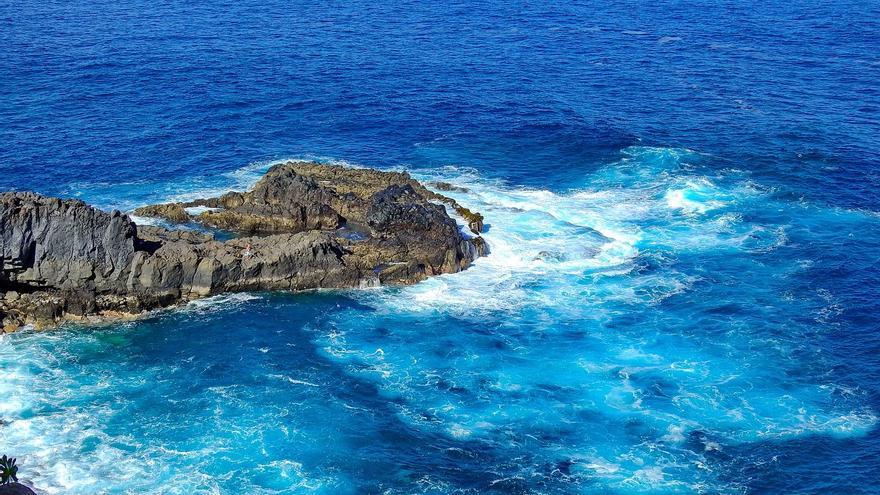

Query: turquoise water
left=2, top=1, right=879, bottom=493
left=3, top=149, right=878, bottom=493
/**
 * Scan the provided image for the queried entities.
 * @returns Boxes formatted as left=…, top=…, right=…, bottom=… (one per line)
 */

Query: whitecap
left=658, top=36, right=682, bottom=44
left=181, top=292, right=262, bottom=313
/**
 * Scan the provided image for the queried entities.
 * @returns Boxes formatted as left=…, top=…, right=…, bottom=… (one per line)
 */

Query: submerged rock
left=0, top=162, right=488, bottom=330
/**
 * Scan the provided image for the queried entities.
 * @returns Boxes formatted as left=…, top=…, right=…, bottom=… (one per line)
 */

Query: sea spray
left=1, top=149, right=876, bottom=494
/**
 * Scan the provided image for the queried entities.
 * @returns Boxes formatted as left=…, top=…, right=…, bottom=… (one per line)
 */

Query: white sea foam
left=664, top=180, right=728, bottom=214
left=127, top=214, right=165, bottom=226
left=302, top=148, right=878, bottom=495
left=344, top=167, right=653, bottom=316
left=184, top=206, right=219, bottom=215
left=354, top=149, right=750, bottom=316
left=268, top=374, right=320, bottom=387
left=7, top=148, right=877, bottom=495
left=181, top=292, right=262, bottom=313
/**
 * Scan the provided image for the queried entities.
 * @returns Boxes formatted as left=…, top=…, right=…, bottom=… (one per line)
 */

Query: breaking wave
left=1, top=147, right=877, bottom=494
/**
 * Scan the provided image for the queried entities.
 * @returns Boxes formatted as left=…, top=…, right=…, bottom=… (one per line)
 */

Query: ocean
left=1, top=1, right=879, bottom=493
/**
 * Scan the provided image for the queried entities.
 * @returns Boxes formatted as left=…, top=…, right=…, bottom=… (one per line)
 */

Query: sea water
left=1, top=1, right=879, bottom=494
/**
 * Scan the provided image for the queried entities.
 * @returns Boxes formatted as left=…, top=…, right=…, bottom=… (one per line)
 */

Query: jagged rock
left=186, top=166, right=345, bottom=234
left=132, top=202, right=190, bottom=223
left=0, top=192, right=137, bottom=292
left=429, top=181, right=469, bottom=193
left=0, top=163, right=488, bottom=330
left=274, top=162, right=485, bottom=234
left=196, top=204, right=342, bottom=234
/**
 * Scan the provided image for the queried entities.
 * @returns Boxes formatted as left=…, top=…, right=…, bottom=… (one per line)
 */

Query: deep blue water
left=1, top=1, right=879, bottom=493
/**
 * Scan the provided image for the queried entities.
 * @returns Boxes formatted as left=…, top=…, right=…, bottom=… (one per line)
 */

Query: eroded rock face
left=0, top=163, right=487, bottom=330
left=0, top=193, right=138, bottom=292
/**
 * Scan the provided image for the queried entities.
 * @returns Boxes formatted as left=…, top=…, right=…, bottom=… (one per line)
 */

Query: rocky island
left=0, top=162, right=487, bottom=331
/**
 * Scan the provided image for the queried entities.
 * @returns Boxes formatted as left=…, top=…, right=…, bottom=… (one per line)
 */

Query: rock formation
left=0, top=162, right=487, bottom=331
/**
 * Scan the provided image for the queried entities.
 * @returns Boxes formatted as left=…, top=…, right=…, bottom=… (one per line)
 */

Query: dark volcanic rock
left=132, top=202, right=190, bottom=223
left=278, top=162, right=485, bottom=235
left=0, top=483, right=37, bottom=495
left=360, top=184, right=471, bottom=280
left=0, top=192, right=138, bottom=293
left=0, top=163, right=487, bottom=330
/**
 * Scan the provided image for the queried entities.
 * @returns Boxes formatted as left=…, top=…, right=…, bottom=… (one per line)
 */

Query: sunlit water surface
left=1, top=1, right=879, bottom=494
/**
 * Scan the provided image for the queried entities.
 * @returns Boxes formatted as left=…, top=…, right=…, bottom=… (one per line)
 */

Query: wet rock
left=461, top=209, right=484, bottom=235
left=272, top=162, right=484, bottom=234
left=0, top=163, right=488, bottom=330
left=132, top=202, right=190, bottom=223
left=429, top=181, right=469, bottom=193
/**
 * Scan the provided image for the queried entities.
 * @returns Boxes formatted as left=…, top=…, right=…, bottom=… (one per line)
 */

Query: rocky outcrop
left=132, top=202, right=189, bottom=223
left=0, top=162, right=487, bottom=330
left=0, top=193, right=139, bottom=293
